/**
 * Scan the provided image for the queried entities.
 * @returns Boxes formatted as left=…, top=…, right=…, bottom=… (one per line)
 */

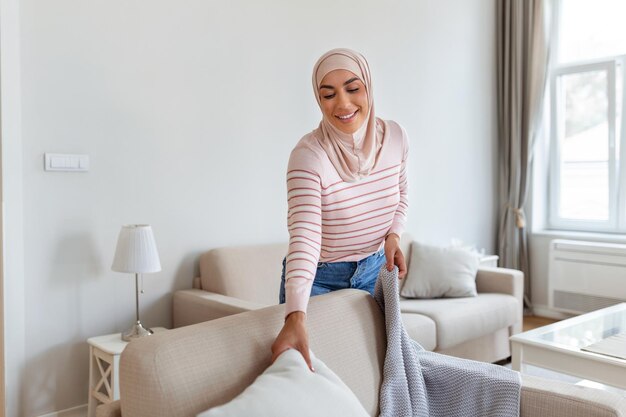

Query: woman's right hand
left=271, top=311, right=314, bottom=372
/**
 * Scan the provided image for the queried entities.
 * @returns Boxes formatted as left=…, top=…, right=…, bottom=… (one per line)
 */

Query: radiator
left=548, top=239, right=626, bottom=314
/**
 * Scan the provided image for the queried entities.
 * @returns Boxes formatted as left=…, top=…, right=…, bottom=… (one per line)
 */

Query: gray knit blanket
left=374, top=266, right=521, bottom=417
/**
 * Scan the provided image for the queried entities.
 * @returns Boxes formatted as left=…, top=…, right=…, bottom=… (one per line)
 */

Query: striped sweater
left=285, top=119, right=409, bottom=315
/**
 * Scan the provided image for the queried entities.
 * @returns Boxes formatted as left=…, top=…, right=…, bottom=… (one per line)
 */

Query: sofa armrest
left=172, top=289, right=268, bottom=328
left=521, top=375, right=626, bottom=417
left=475, top=267, right=523, bottom=297
left=96, top=401, right=121, bottom=417
left=476, top=266, right=523, bottom=335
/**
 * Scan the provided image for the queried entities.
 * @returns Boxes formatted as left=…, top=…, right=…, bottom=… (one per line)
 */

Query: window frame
left=543, top=0, right=626, bottom=235
left=549, top=57, right=623, bottom=232
left=548, top=58, right=622, bottom=233
left=618, top=58, right=626, bottom=231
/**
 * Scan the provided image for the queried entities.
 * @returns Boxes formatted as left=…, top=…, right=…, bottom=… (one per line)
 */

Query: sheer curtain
left=496, top=0, right=553, bottom=311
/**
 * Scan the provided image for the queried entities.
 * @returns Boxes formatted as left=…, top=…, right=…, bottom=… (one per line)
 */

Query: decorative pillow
left=400, top=242, right=480, bottom=298
left=197, top=349, right=368, bottom=417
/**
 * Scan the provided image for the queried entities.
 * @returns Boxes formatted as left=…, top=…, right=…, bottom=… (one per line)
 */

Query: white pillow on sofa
left=197, top=349, right=368, bottom=417
left=400, top=242, right=480, bottom=298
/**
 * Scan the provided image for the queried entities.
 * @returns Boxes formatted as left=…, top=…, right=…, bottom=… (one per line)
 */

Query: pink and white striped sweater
left=285, top=119, right=409, bottom=315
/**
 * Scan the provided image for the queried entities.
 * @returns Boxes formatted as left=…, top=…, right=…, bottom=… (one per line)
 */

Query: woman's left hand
left=384, top=233, right=407, bottom=279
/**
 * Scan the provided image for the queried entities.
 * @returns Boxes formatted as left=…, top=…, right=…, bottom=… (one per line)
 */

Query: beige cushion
left=399, top=234, right=413, bottom=270
left=400, top=243, right=480, bottom=299
left=400, top=313, right=437, bottom=350
left=399, top=294, right=519, bottom=349
left=199, top=243, right=287, bottom=305
left=197, top=349, right=368, bottom=417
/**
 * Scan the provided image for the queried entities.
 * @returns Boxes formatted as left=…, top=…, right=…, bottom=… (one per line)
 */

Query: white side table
left=87, top=328, right=166, bottom=417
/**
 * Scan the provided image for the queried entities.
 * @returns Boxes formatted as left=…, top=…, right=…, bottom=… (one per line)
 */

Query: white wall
left=2, top=0, right=25, bottom=414
left=12, top=0, right=497, bottom=415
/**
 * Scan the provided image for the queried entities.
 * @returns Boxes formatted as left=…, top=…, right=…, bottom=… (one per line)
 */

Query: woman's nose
left=336, top=91, right=350, bottom=107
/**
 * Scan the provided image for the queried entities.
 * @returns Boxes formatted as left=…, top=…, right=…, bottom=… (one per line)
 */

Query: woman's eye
left=323, top=94, right=335, bottom=99
left=347, top=88, right=359, bottom=93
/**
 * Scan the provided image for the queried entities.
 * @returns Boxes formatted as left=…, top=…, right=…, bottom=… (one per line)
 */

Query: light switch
left=44, top=153, right=89, bottom=172
left=50, top=157, right=65, bottom=169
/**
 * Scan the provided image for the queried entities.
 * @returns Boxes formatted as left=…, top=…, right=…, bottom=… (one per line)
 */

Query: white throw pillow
left=400, top=242, right=480, bottom=298
left=197, top=349, right=368, bottom=417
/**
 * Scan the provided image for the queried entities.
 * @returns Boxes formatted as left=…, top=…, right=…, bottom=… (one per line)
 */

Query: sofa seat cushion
left=399, top=293, right=519, bottom=350
left=400, top=313, right=436, bottom=351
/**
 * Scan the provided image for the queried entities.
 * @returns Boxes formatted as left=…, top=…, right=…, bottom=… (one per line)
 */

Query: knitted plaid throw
left=374, top=266, right=521, bottom=417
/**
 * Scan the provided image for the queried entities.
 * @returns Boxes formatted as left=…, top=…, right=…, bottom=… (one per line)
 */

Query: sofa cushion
left=200, top=243, right=287, bottom=305
left=197, top=349, right=368, bottom=417
left=399, top=294, right=519, bottom=350
left=400, top=313, right=437, bottom=351
left=400, top=243, right=480, bottom=299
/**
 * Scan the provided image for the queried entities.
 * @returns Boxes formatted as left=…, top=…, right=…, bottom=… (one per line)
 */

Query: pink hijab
left=312, top=48, right=386, bottom=182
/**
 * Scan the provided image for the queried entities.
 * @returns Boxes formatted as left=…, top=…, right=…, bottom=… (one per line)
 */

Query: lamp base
left=122, top=321, right=153, bottom=341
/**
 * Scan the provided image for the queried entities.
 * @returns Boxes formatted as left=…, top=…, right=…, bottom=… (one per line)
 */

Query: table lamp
left=111, top=224, right=161, bottom=341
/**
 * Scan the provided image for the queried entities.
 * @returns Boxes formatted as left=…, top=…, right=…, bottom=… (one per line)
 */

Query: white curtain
left=496, top=0, right=553, bottom=311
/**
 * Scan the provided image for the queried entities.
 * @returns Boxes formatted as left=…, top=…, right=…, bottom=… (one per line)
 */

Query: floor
left=494, top=315, right=557, bottom=366
left=522, top=315, right=559, bottom=332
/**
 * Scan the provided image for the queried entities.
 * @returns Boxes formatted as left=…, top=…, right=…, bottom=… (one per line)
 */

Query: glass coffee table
left=510, top=303, right=626, bottom=390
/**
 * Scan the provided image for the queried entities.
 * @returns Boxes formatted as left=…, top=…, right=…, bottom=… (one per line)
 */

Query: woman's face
left=318, top=69, right=369, bottom=134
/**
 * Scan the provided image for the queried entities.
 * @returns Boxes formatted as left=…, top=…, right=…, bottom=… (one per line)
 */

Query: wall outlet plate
left=44, top=153, right=89, bottom=172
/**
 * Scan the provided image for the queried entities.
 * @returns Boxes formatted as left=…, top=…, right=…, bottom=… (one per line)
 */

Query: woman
left=272, top=48, right=409, bottom=371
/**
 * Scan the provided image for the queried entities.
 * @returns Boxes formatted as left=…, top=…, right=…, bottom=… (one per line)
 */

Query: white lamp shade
left=112, top=224, right=162, bottom=273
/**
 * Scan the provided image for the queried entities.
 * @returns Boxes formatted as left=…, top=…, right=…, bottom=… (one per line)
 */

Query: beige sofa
left=98, top=290, right=625, bottom=417
left=173, top=237, right=523, bottom=363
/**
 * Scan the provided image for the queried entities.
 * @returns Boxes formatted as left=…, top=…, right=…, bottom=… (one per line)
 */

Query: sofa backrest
left=199, top=242, right=287, bottom=305
left=120, top=289, right=386, bottom=417
left=198, top=234, right=413, bottom=305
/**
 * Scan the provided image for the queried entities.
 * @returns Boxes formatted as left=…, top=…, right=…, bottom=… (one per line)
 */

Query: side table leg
left=112, top=353, right=121, bottom=400
left=511, top=343, right=523, bottom=372
left=88, top=346, right=97, bottom=417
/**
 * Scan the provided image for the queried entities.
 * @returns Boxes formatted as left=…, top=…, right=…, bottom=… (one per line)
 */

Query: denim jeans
left=279, top=249, right=386, bottom=304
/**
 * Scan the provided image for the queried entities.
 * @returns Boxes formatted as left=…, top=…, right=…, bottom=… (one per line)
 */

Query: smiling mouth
left=335, top=110, right=358, bottom=122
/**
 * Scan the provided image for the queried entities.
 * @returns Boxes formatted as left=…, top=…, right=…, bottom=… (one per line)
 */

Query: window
left=548, top=0, right=626, bottom=233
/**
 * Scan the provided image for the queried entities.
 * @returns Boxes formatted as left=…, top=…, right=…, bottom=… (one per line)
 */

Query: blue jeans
left=279, top=249, right=386, bottom=304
